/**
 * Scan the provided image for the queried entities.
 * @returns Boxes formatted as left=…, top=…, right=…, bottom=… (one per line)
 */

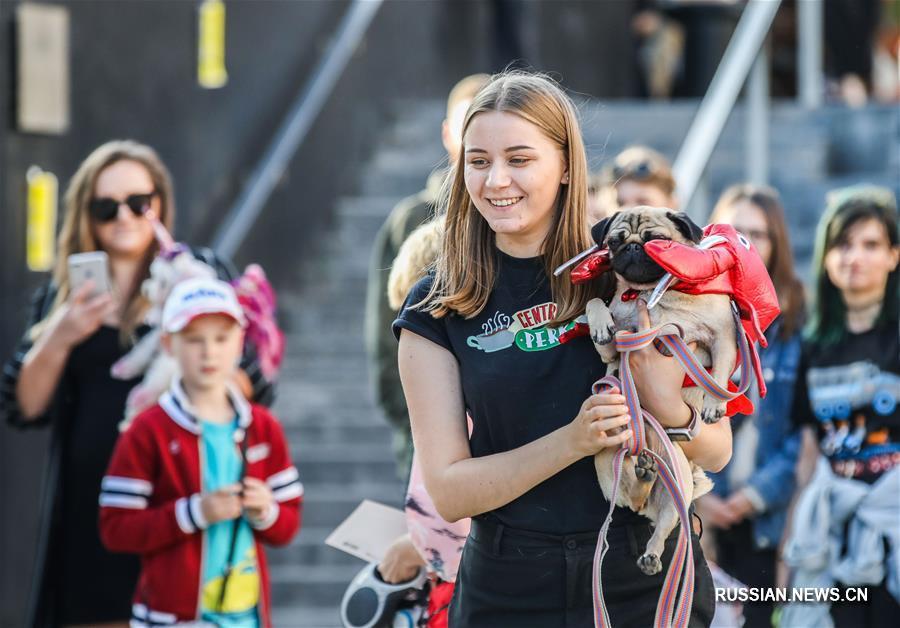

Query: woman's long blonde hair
left=421, top=71, right=601, bottom=322
left=710, top=184, right=806, bottom=340
left=31, top=140, right=176, bottom=342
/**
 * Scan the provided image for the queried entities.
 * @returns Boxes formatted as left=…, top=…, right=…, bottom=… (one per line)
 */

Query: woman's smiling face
left=463, top=110, right=567, bottom=254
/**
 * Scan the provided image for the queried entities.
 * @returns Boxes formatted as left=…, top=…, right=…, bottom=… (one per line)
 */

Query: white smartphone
left=68, top=251, right=112, bottom=299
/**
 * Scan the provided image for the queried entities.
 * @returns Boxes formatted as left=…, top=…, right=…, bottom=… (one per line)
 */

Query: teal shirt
left=200, top=419, right=260, bottom=627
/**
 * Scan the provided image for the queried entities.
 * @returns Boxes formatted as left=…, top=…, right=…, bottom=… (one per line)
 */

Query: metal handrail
left=672, top=0, right=782, bottom=211
left=798, top=0, right=824, bottom=109
left=213, top=0, right=384, bottom=258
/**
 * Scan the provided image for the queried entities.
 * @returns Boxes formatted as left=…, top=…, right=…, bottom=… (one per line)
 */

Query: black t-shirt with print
left=791, top=320, right=900, bottom=483
left=393, top=250, right=642, bottom=535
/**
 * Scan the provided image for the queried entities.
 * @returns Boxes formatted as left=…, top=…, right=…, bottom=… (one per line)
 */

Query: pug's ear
left=591, top=216, right=614, bottom=247
left=666, top=211, right=704, bottom=243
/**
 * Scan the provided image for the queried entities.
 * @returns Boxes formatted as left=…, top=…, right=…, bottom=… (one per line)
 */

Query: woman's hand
left=695, top=493, right=738, bottom=530
left=723, top=490, right=757, bottom=523
left=566, top=388, right=633, bottom=458
left=627, top=299, right=693, bottom=428
left=16, top=282, right=115, bottom=420
left=49, top=282, right=115, bottom=349
left=378, top=534, right=425, bottom=584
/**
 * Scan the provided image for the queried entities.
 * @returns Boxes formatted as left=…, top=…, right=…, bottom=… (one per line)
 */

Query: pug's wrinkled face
left=592, top=206, right=704, bottom=286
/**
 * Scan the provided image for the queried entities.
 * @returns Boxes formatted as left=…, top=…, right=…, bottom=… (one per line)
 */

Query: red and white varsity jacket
left=99, top=380, right=302, bottom=627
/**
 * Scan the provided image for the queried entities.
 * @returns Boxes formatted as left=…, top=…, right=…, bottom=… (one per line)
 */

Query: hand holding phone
left=68, top=252, right=112, bottom=299
left=43, top=253, right=115, bottom=348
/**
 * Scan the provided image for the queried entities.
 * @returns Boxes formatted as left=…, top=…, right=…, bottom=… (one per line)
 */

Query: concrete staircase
left=575, top=99, right=899, bottom=277
left=266, top=103, right=447, bottom=627
left=263, top=97, right=897, bottom=627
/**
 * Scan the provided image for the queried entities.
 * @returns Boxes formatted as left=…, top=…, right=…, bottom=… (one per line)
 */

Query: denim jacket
left=708, top=318, right=802, bottom=550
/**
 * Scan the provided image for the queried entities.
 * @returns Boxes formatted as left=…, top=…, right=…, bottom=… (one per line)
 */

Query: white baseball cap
left=161, top=277, right=247, bottom=333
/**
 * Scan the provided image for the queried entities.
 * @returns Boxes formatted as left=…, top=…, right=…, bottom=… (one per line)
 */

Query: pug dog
left=586, top=206, right=737, bottom=424
left=586, top=206, right=731, bottom=575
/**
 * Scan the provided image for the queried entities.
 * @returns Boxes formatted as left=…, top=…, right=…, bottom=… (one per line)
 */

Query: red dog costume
left=563, top=224, right=779, bottom=412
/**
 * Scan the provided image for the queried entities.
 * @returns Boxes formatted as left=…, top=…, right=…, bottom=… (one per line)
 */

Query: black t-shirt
left=791, top=320, right=900, bottom=483
left=393, top=250, right=641, bottom=535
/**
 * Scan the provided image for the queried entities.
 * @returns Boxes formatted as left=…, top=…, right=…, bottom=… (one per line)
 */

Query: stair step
left=270, top=563, right=365, bottom=613
left=270, top=605, right=343, bottom=628
left=336, top=195, right=404, bottom=218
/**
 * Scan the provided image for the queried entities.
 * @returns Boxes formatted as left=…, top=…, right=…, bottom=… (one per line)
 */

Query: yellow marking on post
left=198, top=0, right=228, bottom=89
left=26, top=166, right=58, bottom=272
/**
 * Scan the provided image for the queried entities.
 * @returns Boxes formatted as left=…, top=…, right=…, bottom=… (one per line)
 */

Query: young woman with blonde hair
left=393, top=72, right=725, bottom=626
left=0, top=140, right=272, bottom=627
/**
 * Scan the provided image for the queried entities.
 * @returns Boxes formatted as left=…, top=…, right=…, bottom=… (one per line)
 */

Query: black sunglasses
left=89, top=192, right=156, bottom=223
left=612, top=160, right=655, bottom=181
left=613, top=161, right=654, bottom=180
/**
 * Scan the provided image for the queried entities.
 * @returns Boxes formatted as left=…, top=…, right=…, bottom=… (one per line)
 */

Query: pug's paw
left=586, top=298, right=615, bottom=346
left=635, top=450, right=657, bottom=483
left=638, top=553, right=662, bottom=575
left=701, top=398, right=727, bottom=424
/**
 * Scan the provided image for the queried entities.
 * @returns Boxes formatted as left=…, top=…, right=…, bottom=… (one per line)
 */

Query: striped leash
left=591, top=306, right=754, bottom=627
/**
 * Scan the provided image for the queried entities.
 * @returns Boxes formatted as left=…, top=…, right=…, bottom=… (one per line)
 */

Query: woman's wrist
left=657, top=401, right=693, bottom=429
left=44, top=322, right=77, bottom=355
left=559, top=421, right=593, bottom=462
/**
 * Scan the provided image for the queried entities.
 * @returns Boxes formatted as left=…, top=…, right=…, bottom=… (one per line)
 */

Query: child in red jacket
left=99, top=277, right=301, bottom=627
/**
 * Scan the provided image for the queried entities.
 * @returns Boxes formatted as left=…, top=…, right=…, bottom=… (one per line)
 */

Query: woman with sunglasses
left=782, top=185, right=899, bottom=627
left=0, top=140, right=274, bottom=627
left=698, top=184, right=806, bottom=627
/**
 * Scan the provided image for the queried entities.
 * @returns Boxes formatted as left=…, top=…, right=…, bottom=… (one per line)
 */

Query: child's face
left=164, top=314, right=244, bottom=392
left=616, top=179, right=675, bottom=210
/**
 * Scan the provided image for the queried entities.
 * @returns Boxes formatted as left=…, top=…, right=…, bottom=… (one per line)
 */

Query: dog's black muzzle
left=612, top=243, right=667, bottom=284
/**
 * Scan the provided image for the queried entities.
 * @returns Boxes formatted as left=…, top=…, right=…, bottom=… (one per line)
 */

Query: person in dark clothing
left=488, top=0, right=531, bottom=72
left=0, top=140, right=274, bottom=627
left=782, top=185, right=899, bottom=627
left=365, top=74, right=489, bottom=480
left=700, top=184, right=806, bottom=628
left=393, top=72, right=727, bottom=627
left=824, top=0, right=882, bottom=103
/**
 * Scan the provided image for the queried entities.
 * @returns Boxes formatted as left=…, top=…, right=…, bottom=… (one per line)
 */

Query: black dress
left=55, top=326, right=143, bottom=623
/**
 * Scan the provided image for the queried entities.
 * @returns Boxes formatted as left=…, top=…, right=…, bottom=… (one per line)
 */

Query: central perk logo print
left=466, top=310, right=515, bottom=353
left=467, top=302, right=566, bottom=353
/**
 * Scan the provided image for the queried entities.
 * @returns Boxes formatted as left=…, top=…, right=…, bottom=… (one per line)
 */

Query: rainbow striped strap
left=591, top=304, right=756, bottom=627
left=621, top=305, right=754, bottom=404
left=589, top=397, right=695, bottom=627
left=591, top=445, right=627, bottom=628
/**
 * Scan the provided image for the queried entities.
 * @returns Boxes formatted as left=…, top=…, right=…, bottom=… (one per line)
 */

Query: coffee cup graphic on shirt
left=467, top=329, right=515, bottom=353
left=467, top=310, right=516, bottom=353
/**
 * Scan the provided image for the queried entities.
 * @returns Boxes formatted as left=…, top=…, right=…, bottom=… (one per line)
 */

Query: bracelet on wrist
left=665, top=406, right=701, bottom=442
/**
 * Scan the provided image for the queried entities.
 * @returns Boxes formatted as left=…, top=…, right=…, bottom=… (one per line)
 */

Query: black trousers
left=450, top=517, right=716, bottom=628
